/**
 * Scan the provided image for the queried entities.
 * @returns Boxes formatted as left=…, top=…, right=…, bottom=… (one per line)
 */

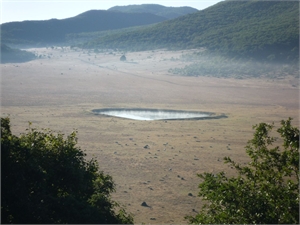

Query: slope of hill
left=0, top=44, right=36, bottom=63
left=108, top=4, right=198, bottom=19
left=0, top=10, right=167, bottom=46
left=84, top=1, right=299, bottom=62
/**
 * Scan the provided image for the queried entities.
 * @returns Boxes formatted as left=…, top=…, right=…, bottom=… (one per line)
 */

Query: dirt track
left=1, top=47, right=299, bottom=223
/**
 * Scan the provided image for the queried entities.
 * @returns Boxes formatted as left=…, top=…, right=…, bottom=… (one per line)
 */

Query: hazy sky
left=0, top=0, right=223, bottom=24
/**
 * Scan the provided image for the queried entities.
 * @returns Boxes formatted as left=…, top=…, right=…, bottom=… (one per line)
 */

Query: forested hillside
left=0, top=44, right=36, bottom=63
left=83, top=1, right=299, bottom=62
left=108, top=4, right=198, bottom=19
left=0, top=10, right=166, bottom=46
left=1, top=1, right=298, bottom=64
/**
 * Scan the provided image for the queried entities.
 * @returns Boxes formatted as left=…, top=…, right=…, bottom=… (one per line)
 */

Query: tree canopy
left=186, top=118, right=299, bottom=224
left=1, top=117, right=133, bottom=224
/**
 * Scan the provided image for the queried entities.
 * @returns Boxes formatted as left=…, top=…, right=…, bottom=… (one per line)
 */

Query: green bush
left=1, top=117, right=133, bottom=224
left=187, top=118, right=299, bottom=224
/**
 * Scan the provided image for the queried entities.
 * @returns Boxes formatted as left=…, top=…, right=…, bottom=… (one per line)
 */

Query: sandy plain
left=1, top=47, right=299, bottom=223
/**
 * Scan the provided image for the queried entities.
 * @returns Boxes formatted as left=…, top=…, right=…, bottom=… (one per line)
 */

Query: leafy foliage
left=186, top=118, right=299, bottom=224
left=1, top=117, right=133, bottom=224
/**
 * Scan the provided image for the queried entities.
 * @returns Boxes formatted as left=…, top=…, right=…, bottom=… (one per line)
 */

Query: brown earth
left=1, top=47, right=299, bottom=223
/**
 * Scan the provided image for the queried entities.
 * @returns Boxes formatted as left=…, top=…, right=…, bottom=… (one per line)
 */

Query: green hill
left=108, top=4, right=198, bottom=19
left=0, top=10, right=167, bottom=46
left=83, top=0, right=299, bottom=62
left=0, top=44, right=36, bottom=63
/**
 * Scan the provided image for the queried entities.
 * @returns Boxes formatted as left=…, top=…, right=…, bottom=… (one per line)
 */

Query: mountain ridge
left=0, top=9, right=167, bottom=46
left=108, top=4, right=198, bottom=19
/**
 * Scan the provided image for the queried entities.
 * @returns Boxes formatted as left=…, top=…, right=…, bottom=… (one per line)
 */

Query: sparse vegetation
left=1, top=47, right=299, bottom=222
left=168, top=51, right=299, bottom=79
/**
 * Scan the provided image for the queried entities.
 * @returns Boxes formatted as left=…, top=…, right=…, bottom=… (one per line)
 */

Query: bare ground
left=1, top=47, right=299, bottom=223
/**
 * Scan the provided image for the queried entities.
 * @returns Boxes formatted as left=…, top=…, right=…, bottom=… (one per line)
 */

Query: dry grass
left=1, top=47, right=299, bottom=223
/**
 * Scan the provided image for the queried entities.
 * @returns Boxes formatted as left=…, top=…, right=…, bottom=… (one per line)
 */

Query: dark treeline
left=108, top=4, right=198, bottom=19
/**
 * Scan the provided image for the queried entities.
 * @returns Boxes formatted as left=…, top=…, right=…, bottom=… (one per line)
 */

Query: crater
left=92, top=108, right=227, bottom=121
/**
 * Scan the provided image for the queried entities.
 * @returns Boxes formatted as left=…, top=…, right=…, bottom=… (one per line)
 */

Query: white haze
left=95, top=109, right=211, bottom=121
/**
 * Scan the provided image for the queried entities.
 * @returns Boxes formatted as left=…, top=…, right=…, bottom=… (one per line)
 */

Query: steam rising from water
left=92, top=108, right=217, bottom=121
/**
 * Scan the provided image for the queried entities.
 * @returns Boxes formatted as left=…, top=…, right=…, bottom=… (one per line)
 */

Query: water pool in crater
left=92, top=108, right=226, bottom=121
